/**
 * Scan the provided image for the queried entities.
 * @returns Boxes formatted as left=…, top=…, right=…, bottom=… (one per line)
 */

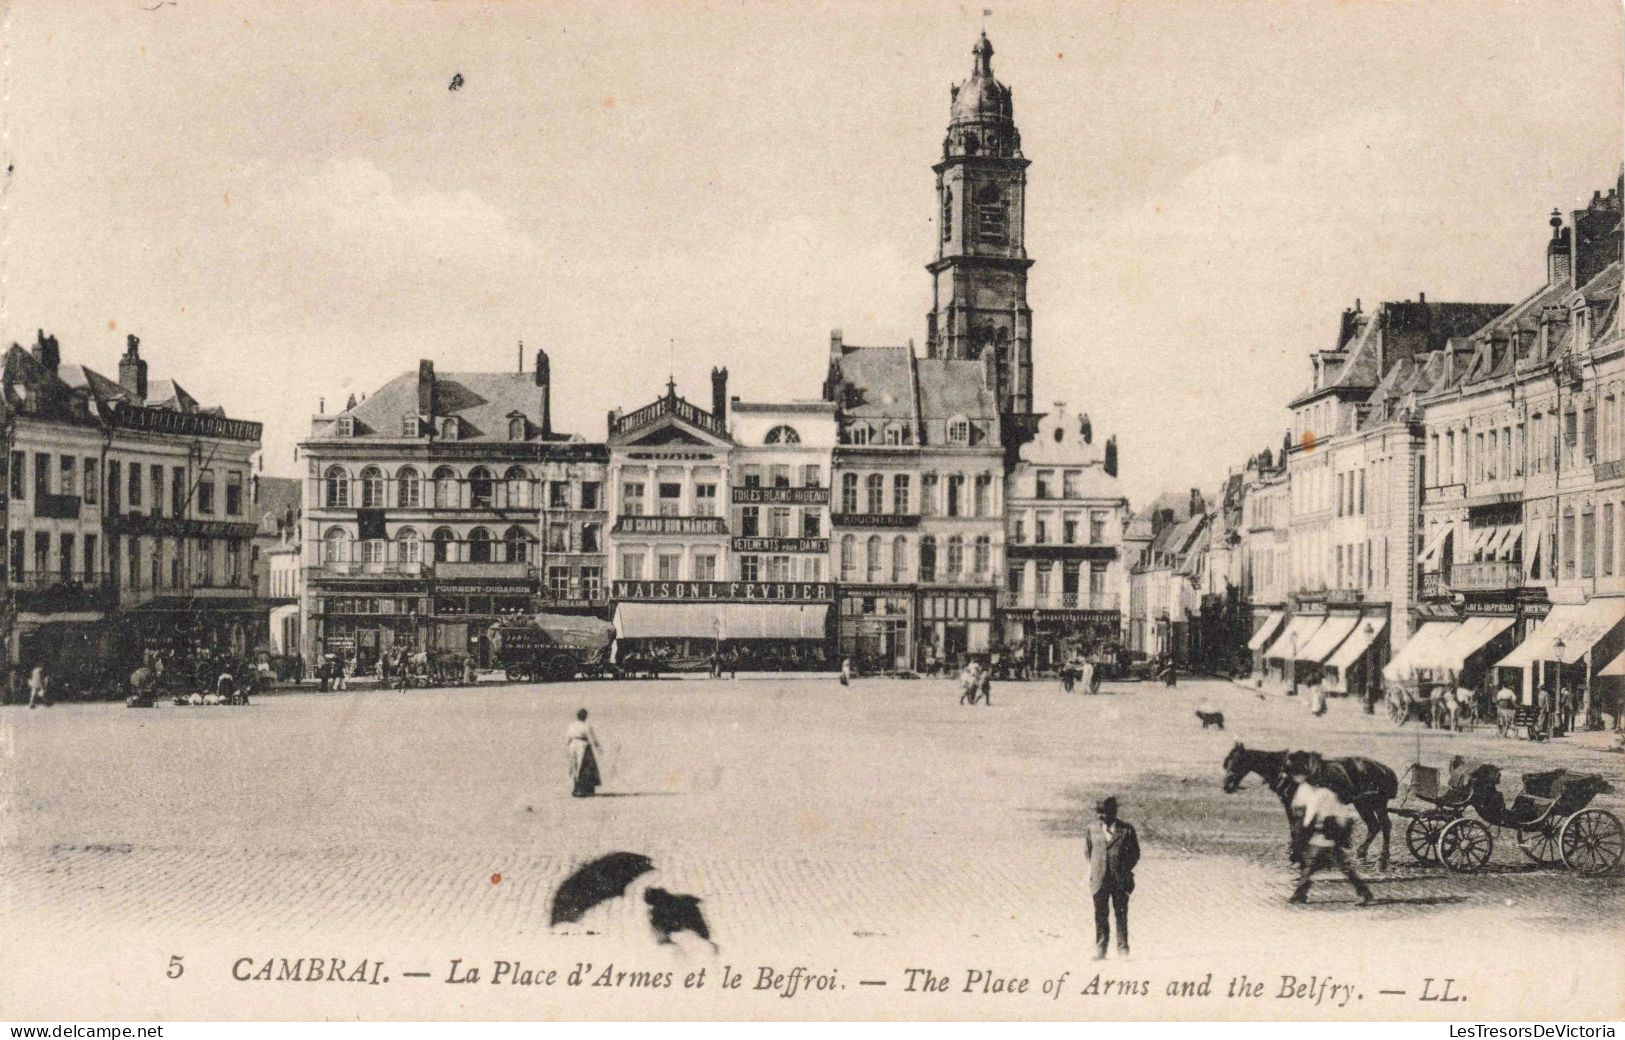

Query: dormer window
left=848, top=423, right=872, bottom=446
left=508, top=416, right=526, bottom=441
left=947, top=416, right=970, bottom=445
left=401, top=415, right=419, bottom=437
left=439, top=416, right=458, bottom=440
left=336, top=416, right=355, bottom=438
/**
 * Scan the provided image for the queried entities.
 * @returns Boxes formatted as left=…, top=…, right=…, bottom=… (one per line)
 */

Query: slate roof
left=833, top=346, right=916, bottom=420
left=319, top=370, right=562, bottom=442
left=2, top=340, right=237, bottom=425
left=916, top=358, right=998, bottom=420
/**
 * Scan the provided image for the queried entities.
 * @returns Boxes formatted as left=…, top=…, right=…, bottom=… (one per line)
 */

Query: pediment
left=627, top=424, right=713, bottom=446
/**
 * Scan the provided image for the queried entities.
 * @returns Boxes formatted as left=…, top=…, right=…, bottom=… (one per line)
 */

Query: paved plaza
left=2, top=676, right=1622, bottom=1019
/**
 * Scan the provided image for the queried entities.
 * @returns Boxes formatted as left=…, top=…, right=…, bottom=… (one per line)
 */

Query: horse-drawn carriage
left=1394, top=760, right=1623, bottom=875
left=488, top=614, right=615, bottom=682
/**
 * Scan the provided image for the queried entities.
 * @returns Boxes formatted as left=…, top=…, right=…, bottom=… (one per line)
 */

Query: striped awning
left=1433, top=615, right=1516, bottom=673
left=1417, top=526, right=1453, bottom=569
left=1264, top=615, right=1326, bottom=662
left=1382, top=621, right=1461, bottom=681
left=1496, top=599, right=1625, bottom=669
left=1297, top=613, right=1360, bottom=663
left=1326, top=617, right=1387, bottom=674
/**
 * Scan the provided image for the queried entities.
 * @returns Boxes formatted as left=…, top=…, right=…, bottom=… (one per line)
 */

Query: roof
left=915, top=358, right=997, bottom=420
left=833, top=346, right=916, bottom=420
left=322, top=369, right=562, bottom=442
left=2, top=338, right=241, bottom=427
left=1291, top=300, right=1513, bottom=406
left=253, top=476, right=301, bottom=534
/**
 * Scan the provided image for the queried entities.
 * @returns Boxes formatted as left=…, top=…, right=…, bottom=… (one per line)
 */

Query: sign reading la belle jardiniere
left=613, top=580, right=833, bottom=602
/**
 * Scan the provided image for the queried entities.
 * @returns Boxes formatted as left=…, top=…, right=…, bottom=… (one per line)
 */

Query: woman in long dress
left=567, top=708, right=604, bottom=798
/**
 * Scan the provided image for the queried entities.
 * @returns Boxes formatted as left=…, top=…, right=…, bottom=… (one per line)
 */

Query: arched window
left=841, top=472, right=859, bottom=513
left=322, top=526, right=350, bottom=564
left=396, top=527, right=421, bottom=565
left=840, top=534, right=856, bottom=581
left=891, top=536, right=908, bottom=582
left=946, top=535, right=964, bottom=576
left=324, top=466, right=350, bottom=508
left=439, top=416, right=458, bottom=440
left=919, top=535, right=937, bottom=583
left=359, top=466, right=385, bottom=508
left=764, top=425, right=801, bottom=445
left=848, top=423, right=871, bottom=446
left=865, top=474, right=884, bottom=513
left=866, top=535, right=882, bottom=581
left=973, top=534, right=991, bottom=575
left=942, top=187, right=952, bottom=241
left=508, top=416, right=526, bottom=441
left=397, top=466, right=421, bottom=508
left=469, top=467, right=494, bottom=509
left=504, top=466, right=531, bottom=508
left=974, top=183, right=1006, bottom=245
left=433, top=466, right=459, bottom=509
left=431, top=527, right=456, bottom=563
left=504, top=526, right=529, bottom=563
left=467, top=526, right=493, bottom=563
left=947, top=416, right=970, bottom=445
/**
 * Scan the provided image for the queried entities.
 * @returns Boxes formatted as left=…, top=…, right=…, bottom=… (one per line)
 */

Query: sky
left=1, top=0, right=1620, bottom=507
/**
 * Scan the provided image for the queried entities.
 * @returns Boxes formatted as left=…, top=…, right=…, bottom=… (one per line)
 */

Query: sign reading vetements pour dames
left=613, top=580, right=833, bottom=602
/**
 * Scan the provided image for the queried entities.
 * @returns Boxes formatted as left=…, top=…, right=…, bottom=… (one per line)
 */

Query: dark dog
left=644, top=887, right=716, bottom=950
left=1195, top=710, right=1225, bottom=729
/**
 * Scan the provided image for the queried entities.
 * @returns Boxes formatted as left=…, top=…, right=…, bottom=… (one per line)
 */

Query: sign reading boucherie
left=613, top=580, right=833, bottom=602
left=731, top=487, right=830, bottom=504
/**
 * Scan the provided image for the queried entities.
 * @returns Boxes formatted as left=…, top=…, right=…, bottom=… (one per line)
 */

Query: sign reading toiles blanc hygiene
left=612, top=580, right=834, bottom=602
left=730, top=486, right=830, bottom=504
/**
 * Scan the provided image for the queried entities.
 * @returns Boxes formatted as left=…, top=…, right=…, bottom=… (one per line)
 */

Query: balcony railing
left=999, top=591, right=1121, bottom=612
left=1449, top=559, right=1523, bottom=592
left=305, top=560, right=430, bottom=579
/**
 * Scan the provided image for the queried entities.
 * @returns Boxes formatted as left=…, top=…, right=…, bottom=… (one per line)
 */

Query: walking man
left=1083, top=796, right=1139, bottom=960
left=1287, top=765, right=1374, bottom=906
left=27, top=662, right=49, bottom=708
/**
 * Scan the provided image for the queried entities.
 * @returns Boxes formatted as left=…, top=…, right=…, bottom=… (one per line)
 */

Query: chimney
left=1189, top=488, right=1204, bottom=518
left=534, top=348, right=552, bottom=436
left=829, top=328, right=843, bottom=361
left=417, top=359, right=436, bottom=417
left=119, top=333, right=148, bottom=399
left=31, top=329, right=59, bottom=373
left=711, top=366, right=728, bottom=422
left=1103, top=435, right=1118, bottom=477
left=345, top=392, right=358, bottom=411
left=1547, top=209, right=1573, bottom=286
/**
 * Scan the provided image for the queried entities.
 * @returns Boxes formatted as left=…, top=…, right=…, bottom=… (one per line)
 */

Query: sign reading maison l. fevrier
left=613, top=580, right=833, bottom=602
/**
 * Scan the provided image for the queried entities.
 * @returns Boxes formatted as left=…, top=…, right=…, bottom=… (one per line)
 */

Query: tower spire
left=973, top=31, right=993, bottom=76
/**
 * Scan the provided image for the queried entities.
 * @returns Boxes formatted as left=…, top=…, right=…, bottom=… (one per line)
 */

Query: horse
left=1221, top=742, right=1306, bottom=864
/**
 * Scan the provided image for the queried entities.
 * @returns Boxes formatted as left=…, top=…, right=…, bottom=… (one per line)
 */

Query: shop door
left=943, top=624, right=968, bottom=663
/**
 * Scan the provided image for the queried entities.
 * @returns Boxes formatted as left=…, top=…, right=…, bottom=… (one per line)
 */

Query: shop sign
left=434, top=583, right=532, bottom=594
left=732, top=537, right=829, bottom=554
left=627, top=451, right=715, bottom=461
left=107, top=514, right=259, bottom=538
left=111, top=402, right=262, bottom=442
left=1595, top=459, right=1625, bottom=482
left=830, top=513, right=919, bottom=528
left=613, top=516, right=727, bottom=535
left=1424, top=483, right=1466, bottom=503
left=731, top=486, right=830, bottom=505
left=612, top=579, right=833, bottom=602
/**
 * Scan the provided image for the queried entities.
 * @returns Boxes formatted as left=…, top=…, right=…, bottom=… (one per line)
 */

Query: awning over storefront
left=1246, top=612, right=1287, bottom=652
left=1481, top=526, right=1521, bottom=561
left=1433, top=615, right=1515, bottom=673
left=1326, top=617, right=1387, bottom=674
left=1297, top=613, right=1360, bottom=663
left=1526, top=520, right=1550, bottom=578
left=1417, top=526, right=1452, bottom=569
left=1263, top=615, right=1325, bottom=662
left=614, top=602, right=829, bottom=641
left=268, top=605, right=300, bottom=656
left=1465, top=526, right=1496, bottom=558
left=1382, top=621, right=1461, bottom=680
left=1496, top=599, right=1625, bottom=669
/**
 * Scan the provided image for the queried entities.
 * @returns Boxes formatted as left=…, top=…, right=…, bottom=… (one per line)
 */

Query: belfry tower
left=925, top=32, right=1034, bottom=417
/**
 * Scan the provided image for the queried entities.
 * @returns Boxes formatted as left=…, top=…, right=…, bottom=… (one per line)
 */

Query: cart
left=1393, top=761, right=1622, bottom=875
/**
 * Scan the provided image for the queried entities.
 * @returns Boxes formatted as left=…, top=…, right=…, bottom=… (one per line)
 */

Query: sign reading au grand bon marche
left=613, top=580, right=833, bottom=602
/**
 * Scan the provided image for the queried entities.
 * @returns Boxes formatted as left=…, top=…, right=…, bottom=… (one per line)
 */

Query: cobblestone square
left=3, top=676, right=1622, bottom=1018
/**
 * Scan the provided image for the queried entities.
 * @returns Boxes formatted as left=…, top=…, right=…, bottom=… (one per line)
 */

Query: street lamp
left=1551, top=638, right=1566, bottom=738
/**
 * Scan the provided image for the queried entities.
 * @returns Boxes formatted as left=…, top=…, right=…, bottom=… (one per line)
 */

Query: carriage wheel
left=1517, top=822, right=1564, bottom=866
left=1438, top=818, right=1494, bottom=873
left=1406, top=811, right=1452, bottom=864
left=1559, top=809, right=1625, bottom=876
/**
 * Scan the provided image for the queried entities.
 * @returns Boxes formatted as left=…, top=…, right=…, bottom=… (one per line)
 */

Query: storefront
left=918, top=589, right=997, bottom=671
left=312, top=581, right=431, bottom=672
left=1261, top=613, right=1326, bottom=684
left=1320, top=613, right=1388, bottom=700
left=1246, top=610, right=1286, bottom=674
left=999, top=607, right=1120, bottom=675
left=613, top=579, right=834, bottom=670
left=837, top=586, right=914, bottom=673
left=1494, top=596, right=1625, bottom=723
left=429, top=579, right=535, bottom=667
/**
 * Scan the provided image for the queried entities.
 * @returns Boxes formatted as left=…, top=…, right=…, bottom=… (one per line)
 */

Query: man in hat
left=1083, top=796, right=1140, bottom=959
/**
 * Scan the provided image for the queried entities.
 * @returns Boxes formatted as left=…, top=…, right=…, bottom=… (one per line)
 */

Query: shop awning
left=1433, top=615, right=1515, bottom=673
left=1246, top=612, right=1287, bottom=651
left=1382, top=621, right=1461, bottom=680
left=1326, top=616, right=1387, bottom=674
left=1417, top=527, right=1452, bottom=569
left=1465, top=527, right=1496, bottom=559
left=1263, top=615, right=1325, bottom=662
left=1492, top=527, right=1523, bottom=561
left=1526, top=520, right=1550, bottom=578
left=1496, top=599, right=1625, bottom=669
left=614, top=602, right=829, bottom=641
left=1297, top=613, right=1360, bottom=663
